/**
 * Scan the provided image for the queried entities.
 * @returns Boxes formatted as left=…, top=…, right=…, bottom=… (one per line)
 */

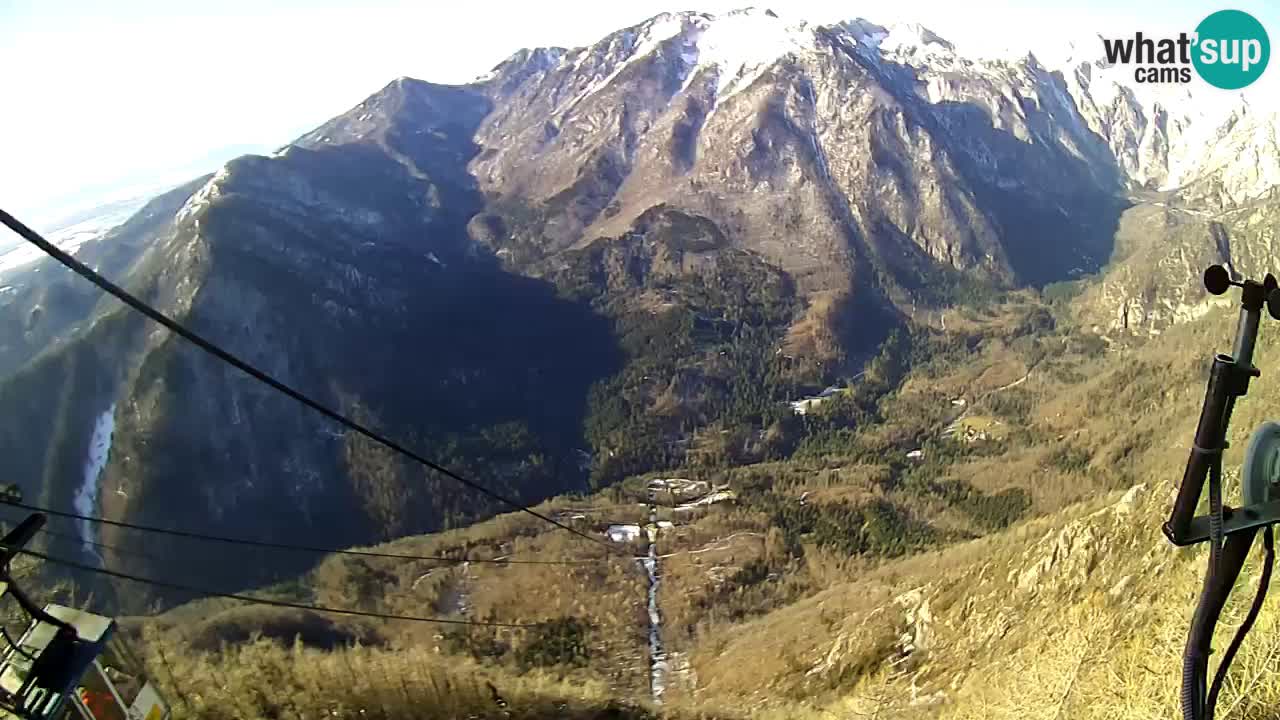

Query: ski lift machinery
left=1166, top=265, right=1280, bottom=720
left=0, top=512, right=169, bottom=720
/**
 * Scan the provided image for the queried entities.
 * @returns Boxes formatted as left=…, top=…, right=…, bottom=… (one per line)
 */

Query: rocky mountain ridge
left=462, top=8, right=1276, bottom=334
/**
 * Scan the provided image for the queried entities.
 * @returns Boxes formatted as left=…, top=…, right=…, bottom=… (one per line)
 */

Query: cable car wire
left=0, top=499, right=600, bottom=565
left=32, top=525, right=167, bottom=564
left=18, top=547, right=543, bottom=628
left=0, top=207, right=624, bottom=557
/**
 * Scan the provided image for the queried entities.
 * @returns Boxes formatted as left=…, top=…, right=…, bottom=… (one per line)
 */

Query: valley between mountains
left=2, top=7, right=1279, bottom=719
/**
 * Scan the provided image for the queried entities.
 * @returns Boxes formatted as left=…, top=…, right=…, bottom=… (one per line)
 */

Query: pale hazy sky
left=1, top=0, right=1277, bottom=226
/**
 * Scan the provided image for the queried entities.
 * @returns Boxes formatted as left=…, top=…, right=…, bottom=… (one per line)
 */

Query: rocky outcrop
left=1011, top=484, right=1144, bottom=595
left=894, top=587, right=934, bottom=658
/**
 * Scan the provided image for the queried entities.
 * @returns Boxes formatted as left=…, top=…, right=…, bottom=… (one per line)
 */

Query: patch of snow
left=564, top=9, right=818, bottom=114
left=74, top=404, right=116, bottom=563
left=687, top=10, right=818, bottom=98
left=876, top=22, right=956, bottom=59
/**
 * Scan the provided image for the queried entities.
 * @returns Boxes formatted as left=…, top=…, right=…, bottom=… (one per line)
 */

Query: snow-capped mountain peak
left=485, top=7, right=1280, bottom=213
left=680, top=9, right=818, bottom=97
left=877, top=22, right=956, bottom=56
left=573, top=9, right=822, bottom=100
left=836, top=18, right=955, bottom=59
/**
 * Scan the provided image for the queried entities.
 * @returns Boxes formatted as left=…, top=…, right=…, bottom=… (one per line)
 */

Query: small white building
left=788, top=386, right=847, bottom=416
left=606, top=524, right=643, bottom=543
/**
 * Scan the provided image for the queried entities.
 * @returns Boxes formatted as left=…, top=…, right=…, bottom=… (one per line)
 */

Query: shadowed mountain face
left=0, top=80, right=622, bottom=606
left=0, top=9, right=1272, bottom=607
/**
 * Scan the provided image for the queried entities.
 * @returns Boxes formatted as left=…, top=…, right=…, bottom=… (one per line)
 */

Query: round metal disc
left=1242, top=422, right=1280, bottom=506
left=1205, top=265, right=1231, bottom=295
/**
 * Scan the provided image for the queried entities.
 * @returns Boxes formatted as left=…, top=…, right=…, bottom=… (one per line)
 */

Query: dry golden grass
left=138, top=630, right=668, bottom=720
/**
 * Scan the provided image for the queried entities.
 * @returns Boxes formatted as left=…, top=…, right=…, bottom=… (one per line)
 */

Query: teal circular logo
left=1193, top=10, right=1270, bottom=89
